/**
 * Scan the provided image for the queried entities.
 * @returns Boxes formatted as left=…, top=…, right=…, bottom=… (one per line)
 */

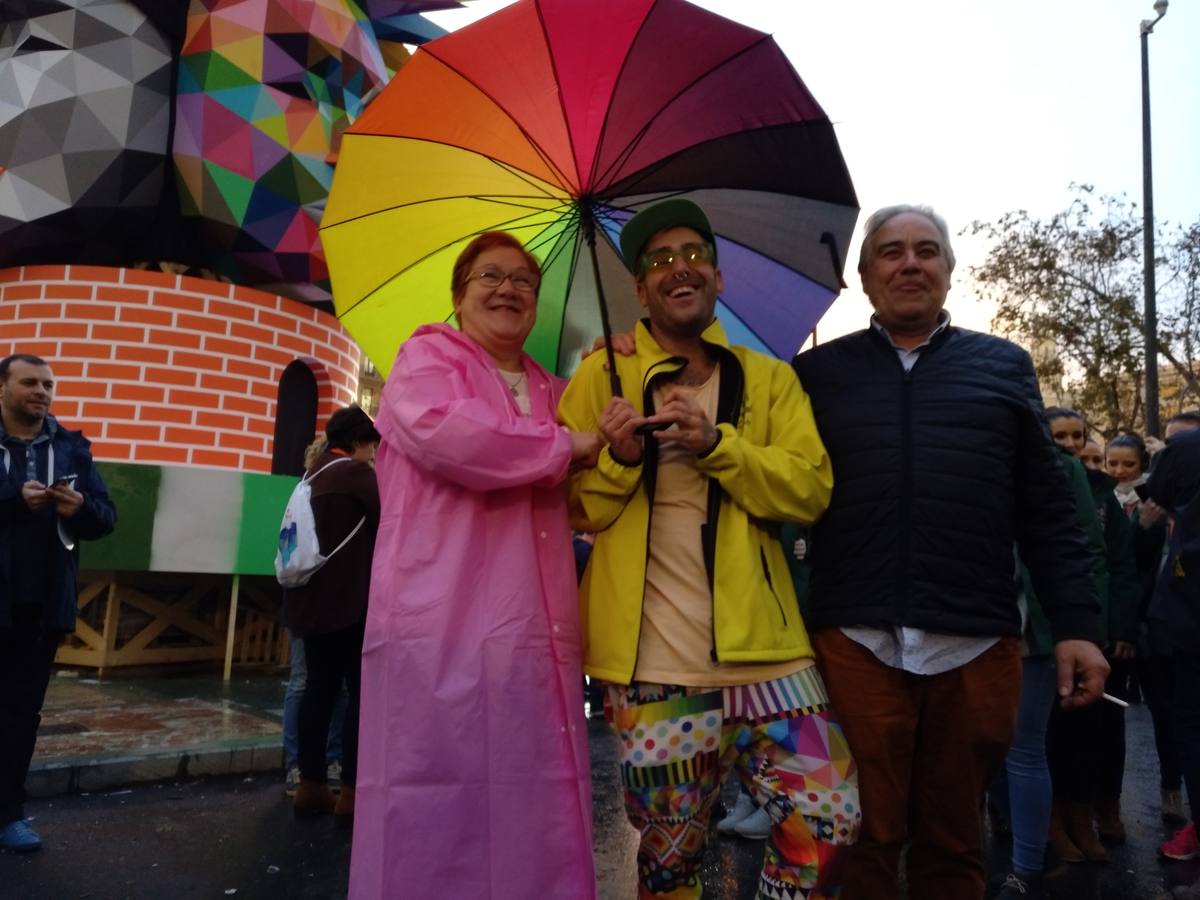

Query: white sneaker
left=327, top=759, right=343, bottom=794
left=733, top=807, right=773, bottom=840
left=716, top=793, right=756, bottom=834
left=284, top=764, right=301, bottom=798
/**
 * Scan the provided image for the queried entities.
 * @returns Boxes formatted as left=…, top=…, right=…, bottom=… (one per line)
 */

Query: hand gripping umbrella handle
left=582, top=212, right=624, bottom=399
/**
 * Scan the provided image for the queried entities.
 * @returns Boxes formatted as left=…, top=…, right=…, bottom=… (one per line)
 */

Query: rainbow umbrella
left=320, top=0, right=857, bottom=381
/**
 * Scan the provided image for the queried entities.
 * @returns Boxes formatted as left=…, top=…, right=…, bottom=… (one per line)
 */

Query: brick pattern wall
left=0, top=265, right=360, bottom=472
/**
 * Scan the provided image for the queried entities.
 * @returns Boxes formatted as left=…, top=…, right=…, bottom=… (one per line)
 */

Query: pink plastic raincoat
left=349, top=324, right=595, bottom=899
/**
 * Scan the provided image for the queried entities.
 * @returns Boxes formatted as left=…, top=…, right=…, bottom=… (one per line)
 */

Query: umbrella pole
left=582, top=212, right=623, bottom=398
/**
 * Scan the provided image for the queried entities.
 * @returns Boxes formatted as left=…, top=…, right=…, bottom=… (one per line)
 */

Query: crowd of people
left=2, top=198, right=1199, bottom=900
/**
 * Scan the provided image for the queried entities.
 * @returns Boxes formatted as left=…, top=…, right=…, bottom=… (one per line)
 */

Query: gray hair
left=857, top=205, right=956, bottom=274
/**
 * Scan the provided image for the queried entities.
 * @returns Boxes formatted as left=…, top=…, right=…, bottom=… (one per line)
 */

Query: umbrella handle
left=582, top=212, right=624, bottom=399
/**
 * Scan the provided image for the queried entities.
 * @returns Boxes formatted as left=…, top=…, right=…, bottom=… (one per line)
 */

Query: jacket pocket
left=760, top=546, right=788, bottom=626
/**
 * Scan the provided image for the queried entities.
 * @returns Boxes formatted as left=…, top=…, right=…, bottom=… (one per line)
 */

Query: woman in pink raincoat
left=349, top=233, right=601, bottom=899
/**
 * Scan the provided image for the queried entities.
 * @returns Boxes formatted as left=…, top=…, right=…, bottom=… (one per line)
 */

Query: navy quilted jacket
left=1, top=415, right=116, bottom=631
left=792, top=325, right=1101, bottom=643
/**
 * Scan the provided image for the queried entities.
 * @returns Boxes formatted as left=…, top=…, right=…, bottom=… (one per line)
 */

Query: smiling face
left=1049, top=415, right=1087, bottom=455
left=635, top=226, right=722, bottom=340
left=1080, top=439, right=1105, bottom=472
left=860, top=212, right=951, bottom=338
left=452, top=246, right=540, bottom=362
left=1104, top=444, right=1142, bottom=483
left=0, top=359, right=55, bottom=432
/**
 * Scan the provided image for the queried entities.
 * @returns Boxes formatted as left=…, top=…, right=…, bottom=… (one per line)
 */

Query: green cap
left=619, top=198, right=716, bottom=274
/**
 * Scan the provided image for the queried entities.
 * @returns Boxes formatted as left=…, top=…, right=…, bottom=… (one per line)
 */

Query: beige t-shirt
left=632, top=364, right=811, bottom=687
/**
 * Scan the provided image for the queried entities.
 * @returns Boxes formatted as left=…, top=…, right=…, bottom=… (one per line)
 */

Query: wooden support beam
left=223, top=573, right=240, bottom=682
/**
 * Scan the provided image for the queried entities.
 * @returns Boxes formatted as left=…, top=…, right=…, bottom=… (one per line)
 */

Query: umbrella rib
left=603, top=122, right=851, bottom=204
left=531, top=216, right=586, bottom=368
left=531, top=0, right=585, bottom=198
left=582, top=0, right=659, bottom=192
left=421, top=44, right=579, bottom=194
left=593, top=34, right=792, bottom=192
left=322, top=136, right=572, bottom=230
left=323, top=193, right=570, bottom=231
left=337, top=202, right=578, bottom=319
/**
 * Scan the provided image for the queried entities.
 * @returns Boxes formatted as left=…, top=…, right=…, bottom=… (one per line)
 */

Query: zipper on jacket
left=760, top=546, right=788, bottom=626
left=629, top=355, right=686, bottom=681
left=897, top=367, right=914, bottom=621
left=704, top=345, right=745, bottom=664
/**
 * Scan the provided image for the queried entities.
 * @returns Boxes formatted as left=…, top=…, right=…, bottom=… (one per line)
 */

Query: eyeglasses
left=471, top=267, right=539, bottom=293
left=640, top=242, right=715, bottom=274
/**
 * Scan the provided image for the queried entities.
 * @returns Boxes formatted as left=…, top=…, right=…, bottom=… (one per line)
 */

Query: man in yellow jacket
left=559, top=199, right=860, bottom=900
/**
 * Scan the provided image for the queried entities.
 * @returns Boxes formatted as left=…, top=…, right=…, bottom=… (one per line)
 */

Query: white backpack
left=275, top=457, right=366, bottom=588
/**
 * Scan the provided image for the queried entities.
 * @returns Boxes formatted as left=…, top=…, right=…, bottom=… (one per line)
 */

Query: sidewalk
left=27, top=667, right=287, bottom=799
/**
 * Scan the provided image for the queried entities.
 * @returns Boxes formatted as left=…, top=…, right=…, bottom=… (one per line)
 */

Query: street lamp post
left=1141, top=0, right=1167, bottom=436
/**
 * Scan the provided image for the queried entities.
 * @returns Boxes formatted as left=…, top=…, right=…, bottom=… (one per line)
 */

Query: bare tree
left=966, top=185, right=1199, bottom=436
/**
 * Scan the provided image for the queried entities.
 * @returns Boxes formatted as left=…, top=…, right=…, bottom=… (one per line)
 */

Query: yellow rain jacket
left=558, top=319, right=833, bottom=684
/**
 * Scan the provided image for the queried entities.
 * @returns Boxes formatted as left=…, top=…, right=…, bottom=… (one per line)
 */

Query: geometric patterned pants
left=607, top=665, right=861, bottom=899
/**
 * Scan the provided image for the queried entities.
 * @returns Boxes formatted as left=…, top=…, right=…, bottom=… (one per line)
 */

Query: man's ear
left=635, top=280, right=649, bottom=310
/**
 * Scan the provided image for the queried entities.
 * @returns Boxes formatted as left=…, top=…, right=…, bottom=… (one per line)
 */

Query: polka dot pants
left=606, top=668, right=861, bottom=899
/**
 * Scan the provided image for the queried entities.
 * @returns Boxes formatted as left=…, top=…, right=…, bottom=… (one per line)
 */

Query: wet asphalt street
left=4, top=705, right=1199, bottom=899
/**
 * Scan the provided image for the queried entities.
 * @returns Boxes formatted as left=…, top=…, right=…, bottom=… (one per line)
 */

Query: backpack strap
left=326, top=516, right=367, bottom=560
left=304, top=456, right=367, bottom=561
left=302, top=456, right=353, bottom=484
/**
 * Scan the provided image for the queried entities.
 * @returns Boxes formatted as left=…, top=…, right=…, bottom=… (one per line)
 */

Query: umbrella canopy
left=321, top=0, right=858, bottom=377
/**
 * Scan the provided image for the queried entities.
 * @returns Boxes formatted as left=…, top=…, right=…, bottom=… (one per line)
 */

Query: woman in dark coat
left=285, top=405, right=380, bottom=819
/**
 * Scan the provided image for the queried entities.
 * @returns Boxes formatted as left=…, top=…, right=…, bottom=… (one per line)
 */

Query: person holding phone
left=0, top=353, right=116, bottom=853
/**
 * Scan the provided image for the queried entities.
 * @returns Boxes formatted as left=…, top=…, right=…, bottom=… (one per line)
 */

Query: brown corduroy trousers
left=811, top=629, right=1022, bottom=900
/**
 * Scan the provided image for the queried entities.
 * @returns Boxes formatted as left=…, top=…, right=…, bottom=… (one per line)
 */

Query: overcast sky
left=424, top=0, right=1200, bottom=342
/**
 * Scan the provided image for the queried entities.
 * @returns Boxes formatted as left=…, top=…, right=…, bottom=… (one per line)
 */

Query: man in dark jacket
left=0, top=354, right=116, bottom=852
left=791, top=206, right=1108, bottom=899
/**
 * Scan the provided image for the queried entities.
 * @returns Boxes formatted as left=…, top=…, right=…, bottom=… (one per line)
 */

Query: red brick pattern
left=0, top=266, right=360, bottom=471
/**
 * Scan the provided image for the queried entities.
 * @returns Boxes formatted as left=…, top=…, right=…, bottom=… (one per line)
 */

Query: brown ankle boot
left=1163, top=788, right=1187, bottom=825
left=334, top=785, right=355, bottom=824
left=1049, top=801, right=1086, bottom=863
left=293, top=779, right=335, bottom=816
left=1062, top=800, right=1108, bottom=861
left=1095, top=795, right=1126, bottom=843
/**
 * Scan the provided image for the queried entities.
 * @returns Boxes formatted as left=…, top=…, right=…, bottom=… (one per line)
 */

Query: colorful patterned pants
left=607, top=667, right=860, bottom=899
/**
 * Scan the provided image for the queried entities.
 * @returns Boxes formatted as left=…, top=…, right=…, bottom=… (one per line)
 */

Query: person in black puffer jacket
left=791, top=205, right=1108, bottom=900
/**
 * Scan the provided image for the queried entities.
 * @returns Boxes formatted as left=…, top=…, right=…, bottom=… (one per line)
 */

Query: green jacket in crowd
left=1023, top=450, right=1138, bottom=656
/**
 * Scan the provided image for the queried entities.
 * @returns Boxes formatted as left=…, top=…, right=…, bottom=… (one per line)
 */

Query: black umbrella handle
left=582, top=213, right=623, bottom=399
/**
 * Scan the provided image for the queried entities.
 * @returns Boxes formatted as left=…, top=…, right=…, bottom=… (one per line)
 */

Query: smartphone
left=51, top=474, right=77, bottom=490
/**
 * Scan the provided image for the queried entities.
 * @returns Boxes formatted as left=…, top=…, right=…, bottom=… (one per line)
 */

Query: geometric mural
left=173, top=0, right=453, bottom=303
left=1, top=0, right=455, bottom=301
left=0, top=0, right=174, bottom=268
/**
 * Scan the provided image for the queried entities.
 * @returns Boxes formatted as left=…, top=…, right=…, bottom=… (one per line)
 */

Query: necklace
left=499, top=369, right=526, bottom=396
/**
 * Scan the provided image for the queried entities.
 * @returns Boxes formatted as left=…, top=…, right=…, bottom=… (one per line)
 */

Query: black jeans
left=1095, top=658, right=1131, bottom=799
left=1172, top=649, right=1200, bottom=823
left=0, top=605, right=62, bottom=825
left=298, top=622, right=364, bottom=787
left=1141, top=651, right=1182, bottom=790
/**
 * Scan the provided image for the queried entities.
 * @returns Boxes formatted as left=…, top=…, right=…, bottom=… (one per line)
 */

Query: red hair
left=450, top=232, right=541, bottom=302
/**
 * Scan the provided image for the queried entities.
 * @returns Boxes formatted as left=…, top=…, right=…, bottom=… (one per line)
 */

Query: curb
left=27, top=741, right=284, bottom=798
